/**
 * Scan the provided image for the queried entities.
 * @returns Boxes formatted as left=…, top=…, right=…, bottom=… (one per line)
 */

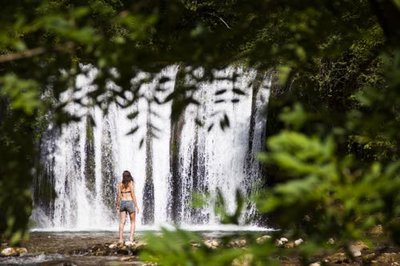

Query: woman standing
left=116, top=170, right=140, bottom=244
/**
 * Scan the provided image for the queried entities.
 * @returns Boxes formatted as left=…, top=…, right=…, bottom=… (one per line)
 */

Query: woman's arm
left=130, top=182, right=140, bottom=213
left=116, top=183, right=121, bottom=210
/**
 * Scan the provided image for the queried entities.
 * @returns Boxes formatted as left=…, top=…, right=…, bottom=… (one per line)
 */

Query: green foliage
left=0, top=103, right=36, bottom=244
left=140, top=207, right=284, bottom=266
left=0, top=1, right=400, bottom=263
left=258, top=127, right=400, bottom=243
left=0, top=74, right=42, bottom=115
left=214, top=189, right=245, bottom=225
left=140, top=229, right=246, bottom=266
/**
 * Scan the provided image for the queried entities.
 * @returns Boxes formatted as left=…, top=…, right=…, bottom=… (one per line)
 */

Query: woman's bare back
left=119, top=181, right=134, bottom=201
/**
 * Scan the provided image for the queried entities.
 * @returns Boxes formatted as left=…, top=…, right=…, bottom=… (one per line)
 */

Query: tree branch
left=0, top=47, right=46, bottom=64
left=206, top=12, right=232, bottom=29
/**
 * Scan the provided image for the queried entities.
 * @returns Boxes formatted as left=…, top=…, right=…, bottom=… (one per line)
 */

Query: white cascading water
left=32, top=66, right=271, bottom=231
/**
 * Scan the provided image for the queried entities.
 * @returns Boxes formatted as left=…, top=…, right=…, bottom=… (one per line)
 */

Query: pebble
left=352, top=249, right=362, bottom=257
left=284, top=241, right=295, bottom=248
left=276, top=237, right=289, bottom=247
left=309, top=262, right=321, bottom=266
left=204, top=239, right=219, bottom=249
left=327, top=238, right=335, bottom=245
left=109, top=243, right=117, bottom=249
left=324, top=252, right=348, bottom=263
left=294, top=238, right=304, bottom=246
left=228, top=239, right=247, bottom=248
left=125, top=241, right=134, bottom=247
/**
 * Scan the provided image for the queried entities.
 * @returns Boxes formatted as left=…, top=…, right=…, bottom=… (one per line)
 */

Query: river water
left=1, top=231, right=135, bottom=265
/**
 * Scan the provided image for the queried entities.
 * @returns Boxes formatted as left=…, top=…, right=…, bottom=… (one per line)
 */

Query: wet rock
left=117, top=245, right=131, bottom=255
left=309, top=262, right=321, bottom=266
left=363, top=252, right=376, bottom=261
left=372, top=252, right=400, bottom=265
left=109, top=243, right=117, bottom=249
left=204, top=239, right=219, bottom=249
left=284, top=241, right=295, bottom=248
left=294, top=238, right=304, bottom=246
left=83, top=240, right=144, bottom=256
left=0, top=247, right=28, bottom=256
left=349, top=240, right=369, bottom=257
left=135, top=241, right=147, bottom=251
left=125, top=241, right=134, bottom=247
left=324, top=252, right=349, bottom=264
left=282, top=238, right=303, bottom=248
left=117, top=249, right=132, bottom=256
left=1, top=247, right=18, bottom=256
left=15, top=247, right=27, bottom=255
left=256, top=235, right=271, bottom=244
left=327, top=238, right=335, bottom=245
left=276, top=237, right=288, bottom=247
left=228, top=239, right=247, bottom=248
left=352, top=250, right=362, bottom=257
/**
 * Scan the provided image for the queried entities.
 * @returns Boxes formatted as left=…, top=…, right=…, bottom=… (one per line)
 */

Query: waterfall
left=32, top=66, right=271, bottom=230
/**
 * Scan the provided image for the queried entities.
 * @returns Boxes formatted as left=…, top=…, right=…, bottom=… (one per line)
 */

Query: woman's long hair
left=122, top=170, right=134, bottom=189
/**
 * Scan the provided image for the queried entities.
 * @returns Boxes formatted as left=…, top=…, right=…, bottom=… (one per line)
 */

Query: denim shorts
left=120, top=200, right=136, bottom=214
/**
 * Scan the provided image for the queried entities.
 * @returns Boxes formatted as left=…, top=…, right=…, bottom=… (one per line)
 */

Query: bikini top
left=120, top=182, right=133, bottom=195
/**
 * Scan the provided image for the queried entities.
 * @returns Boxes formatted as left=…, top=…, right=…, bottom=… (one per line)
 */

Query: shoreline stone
left=0, top=247, right=28, bottom=257
left=348, top=240, right=369, bottom=258
left=204, top=239, right=219, bottom=249
left=276, top=237, right=289, bottom=247
left=67, top=240, right=146, bottom=257
left=11, top=233, right=400, bottom=265
left=294, top=238, right=304, bottom=246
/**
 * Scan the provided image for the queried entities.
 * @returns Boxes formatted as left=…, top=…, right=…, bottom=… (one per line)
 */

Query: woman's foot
left=118, top=239, right=124, bottom=245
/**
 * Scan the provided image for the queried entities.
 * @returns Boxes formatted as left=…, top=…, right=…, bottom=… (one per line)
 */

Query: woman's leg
left=119, top=211, right=126, bottom=243
left=129, top=211, right=136, bottom=241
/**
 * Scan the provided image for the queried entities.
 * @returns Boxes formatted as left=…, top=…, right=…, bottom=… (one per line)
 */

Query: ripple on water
left=0, top=254, right=140, bottom=266
left=0, top=253, right=64, bottom=265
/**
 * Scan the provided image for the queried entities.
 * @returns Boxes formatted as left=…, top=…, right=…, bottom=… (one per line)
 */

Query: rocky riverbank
left=1, top=231, right=400, bottom=265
